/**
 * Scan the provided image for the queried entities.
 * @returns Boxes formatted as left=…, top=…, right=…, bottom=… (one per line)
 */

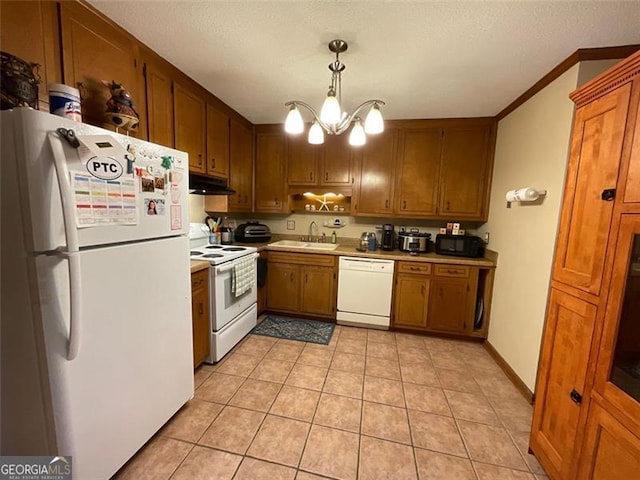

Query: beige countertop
left=232, top=237, right=497, bottom=268
left=190, top=260, right=210, bottom=273
left=191, top=237, right=497, bottom=270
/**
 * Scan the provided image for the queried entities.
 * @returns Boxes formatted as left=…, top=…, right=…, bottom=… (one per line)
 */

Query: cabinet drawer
left=268, top=251, right=336, bottom=267
left=397, top=262, right=432, bottom=275
left=433, top=265, right=470, bottom=278
left=191, top=270, right=208, bottom=291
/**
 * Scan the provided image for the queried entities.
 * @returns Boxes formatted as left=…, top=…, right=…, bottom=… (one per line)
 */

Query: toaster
left=235, top=221, right=272, bottom=243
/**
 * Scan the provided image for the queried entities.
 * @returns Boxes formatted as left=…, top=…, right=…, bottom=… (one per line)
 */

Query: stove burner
left=202, top=254, right=224, bottom=259
left=222, top=247, right=247, bottom=251
left=206, top=245, right=224, bottom=249
left=190, top=250, right=204, bottom=255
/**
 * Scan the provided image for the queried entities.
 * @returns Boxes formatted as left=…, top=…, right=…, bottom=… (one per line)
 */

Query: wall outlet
left=484, top=232, right=490, bottom=245
left=286, top=220, right=295, bottom=230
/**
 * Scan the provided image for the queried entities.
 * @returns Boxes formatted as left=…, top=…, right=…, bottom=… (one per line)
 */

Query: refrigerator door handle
left=49, top=132, right=82, bottom=360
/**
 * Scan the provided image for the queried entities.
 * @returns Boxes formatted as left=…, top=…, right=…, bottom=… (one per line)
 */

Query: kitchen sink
left=269, top=240, right=339, bottom=250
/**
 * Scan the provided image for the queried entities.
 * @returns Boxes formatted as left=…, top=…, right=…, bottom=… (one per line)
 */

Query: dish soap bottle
left=331, top=231, right=337, bottom=244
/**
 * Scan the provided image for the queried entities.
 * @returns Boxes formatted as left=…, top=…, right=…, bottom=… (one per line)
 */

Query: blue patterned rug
left=251, top=315, right=335, bottom=345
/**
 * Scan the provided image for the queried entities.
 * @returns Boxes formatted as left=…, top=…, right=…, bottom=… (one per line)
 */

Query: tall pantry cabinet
left=530, top=51, right=640, bottom=480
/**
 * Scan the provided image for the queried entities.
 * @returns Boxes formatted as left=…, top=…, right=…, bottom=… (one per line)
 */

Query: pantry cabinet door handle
left=570, top=389, right=583, bottom=405
left=199, top=303, right=203, bottom=315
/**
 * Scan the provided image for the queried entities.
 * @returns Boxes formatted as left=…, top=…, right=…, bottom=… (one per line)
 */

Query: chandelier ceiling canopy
left=284, top=39, right=385, bottom=146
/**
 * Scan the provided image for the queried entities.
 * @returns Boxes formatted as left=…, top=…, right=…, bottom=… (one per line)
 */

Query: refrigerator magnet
left=170, top=205, right=182, bottom=230
left=145, top=198, right=165, bottom=216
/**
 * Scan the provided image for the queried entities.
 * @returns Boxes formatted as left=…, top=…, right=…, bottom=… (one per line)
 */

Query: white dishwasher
left=337, top=256, right=395, bottom=329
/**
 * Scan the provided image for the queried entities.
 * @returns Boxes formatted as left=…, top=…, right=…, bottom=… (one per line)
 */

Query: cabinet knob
left=601, top=188, right=616, bottom=201
left=198, top=303, right=203, bottom=315
left=310, top=172, right=313, bottom=181
left=211, top=158, right=216, bottom=168
left=385, top=199, right=389, bottom=209
left=570, top=389, right=583, bottom=405
left=402, top=200, right=407, bottom=210
left=325, top=172, right=329, bottom=181
left=421, top=285, right=425, bottom=295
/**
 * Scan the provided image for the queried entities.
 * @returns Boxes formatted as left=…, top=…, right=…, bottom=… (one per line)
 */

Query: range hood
left=188, top=173, right=236, bottom=195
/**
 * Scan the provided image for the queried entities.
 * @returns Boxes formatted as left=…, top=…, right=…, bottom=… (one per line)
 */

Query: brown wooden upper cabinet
left=228, top=119, right=254, bottom=212
left=353, top=129, right=397, bottom=215
left=255, top=128, right=287, bottom=213
left=206, top=104, right=230, bottom=179
left=174, top=82, right=207, bottom=174
left=552, top=84, right=631, bottom=297
left=286, top=133, right=354, bottom=188
left=353, top=121, right=493, bottom=220
left=59, top=1, right=144, bottom=137
left=287, top=134, right=320, bottom=185
left=144, top=58, right=174, bottom=148
left=0, top=1, right=61, bottom=111
left=395, top=128, right=442, bottom=217
left=439, top=125, right=492, bottom=219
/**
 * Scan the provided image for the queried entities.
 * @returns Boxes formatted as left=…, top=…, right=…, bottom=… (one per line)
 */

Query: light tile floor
left=113, top=326, right=549, bottom=480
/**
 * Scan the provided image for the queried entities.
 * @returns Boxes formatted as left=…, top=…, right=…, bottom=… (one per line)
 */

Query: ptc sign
left=86, top=156, right=123, bottom=180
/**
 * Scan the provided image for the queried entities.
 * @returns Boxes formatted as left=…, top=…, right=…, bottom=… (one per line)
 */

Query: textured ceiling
left=89, top=1, right=640, bottom=124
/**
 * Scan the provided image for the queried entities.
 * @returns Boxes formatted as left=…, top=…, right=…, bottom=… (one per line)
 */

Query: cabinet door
left=228, top=119, right=254, bottom=212
left=0, top=1, right=61, bottom=110
left=174, top=82, right=206, bottom=174
left=553, top=84, right=631, bottom=296
left=300, top=267, right=336, bottom=317
left=354, top=130, right=396, bottom=215
left=266, top=263, right=299, bottom=312
left=206, top=104, right=229, bottom=179
left=320, top=134, right=353, bottom=186
left=530, top=288, right=597, bottom=480
left=622, top=91, right=640, bottom=204
left=60, top=2, right=143, bottom=135
left=395, top=128, right=442, bottom=216
left=593, top=214, right=640, bottom=425
left=144, top=59, right=174, bottom=147
left=287, top=135, right=319, bottom=185
left=577, top=401, right=640, bottom=479
left=393, top=274, right=429, bottom=329
left=427, top=278, right=470, bottom=333
left=255, top=131, right=287, bottom=212
left=438, top=126, right=491, bottom=219
left=191, top=271, right=209, bottom=368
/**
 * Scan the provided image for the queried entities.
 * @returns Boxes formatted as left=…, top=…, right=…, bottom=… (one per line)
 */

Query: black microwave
left=435, top=234, right=485, bottom=258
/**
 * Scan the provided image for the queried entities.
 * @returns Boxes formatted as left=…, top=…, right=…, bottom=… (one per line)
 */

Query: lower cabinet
left=529, top=287, right=597, bottom=480
left=577, top=399, right=640, bottom=479
left=266, top=252, right=337, bottom=318
left=392, top=261, right=480, bottom=337
left=191, top=269, right=210, bottom=368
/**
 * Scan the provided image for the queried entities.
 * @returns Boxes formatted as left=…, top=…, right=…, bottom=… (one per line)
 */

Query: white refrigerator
left=1, top=108, right=194, bottom=479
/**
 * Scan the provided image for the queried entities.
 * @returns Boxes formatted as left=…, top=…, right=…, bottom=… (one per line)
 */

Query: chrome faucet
left=308, top=221, right=319, bottom=242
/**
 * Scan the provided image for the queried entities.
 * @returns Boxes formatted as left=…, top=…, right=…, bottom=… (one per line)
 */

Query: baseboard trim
left=483, top=340, right=535, bottom=404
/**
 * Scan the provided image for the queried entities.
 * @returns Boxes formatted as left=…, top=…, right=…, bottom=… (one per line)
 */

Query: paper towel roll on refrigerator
left=506, top=188, right=546, bottom=202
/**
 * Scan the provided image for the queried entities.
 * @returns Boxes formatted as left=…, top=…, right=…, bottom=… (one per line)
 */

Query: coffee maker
left=381, top=224, right=395, bottom=251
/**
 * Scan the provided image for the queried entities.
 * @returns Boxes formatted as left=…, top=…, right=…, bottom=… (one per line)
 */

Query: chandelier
left=284, top=39, right=385, bottom=146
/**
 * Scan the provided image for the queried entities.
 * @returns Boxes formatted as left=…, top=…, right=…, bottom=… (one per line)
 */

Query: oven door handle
left=216, top=253, right=259, bottom=273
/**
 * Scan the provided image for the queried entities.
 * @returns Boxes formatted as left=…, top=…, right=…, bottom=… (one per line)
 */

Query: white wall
left=478, top=60, right=618, bottom=391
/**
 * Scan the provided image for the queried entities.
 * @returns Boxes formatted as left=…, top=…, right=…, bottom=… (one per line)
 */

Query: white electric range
left=189, top=223, right=258, bottom=362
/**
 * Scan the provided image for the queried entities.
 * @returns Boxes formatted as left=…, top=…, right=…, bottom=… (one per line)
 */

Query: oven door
left=210, top=254, right=258, bottom=331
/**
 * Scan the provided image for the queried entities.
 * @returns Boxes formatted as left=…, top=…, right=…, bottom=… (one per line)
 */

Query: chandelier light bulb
left=308, top=121, right=325, bottom=144
left=284, top=105, right=304, bottom=134
left=349, top=119, right=366, bottom=146
left=364, top=104, right=384, bottom=134
left=320, top=89, right=341, bottom=125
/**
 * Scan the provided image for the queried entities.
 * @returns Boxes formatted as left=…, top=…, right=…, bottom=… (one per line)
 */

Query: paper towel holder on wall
left=506, top=187, right=547, bottom=205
